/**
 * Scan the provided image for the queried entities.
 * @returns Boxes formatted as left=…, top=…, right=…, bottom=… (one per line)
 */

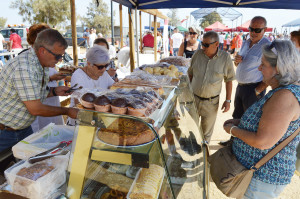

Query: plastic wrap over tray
left=78, top=87, right=163, bottom=118
left=12, top=124, right=75, bottom=160
left=159, top=56, right=191, bottom=67
left=5, top=156, right=69, bottom=199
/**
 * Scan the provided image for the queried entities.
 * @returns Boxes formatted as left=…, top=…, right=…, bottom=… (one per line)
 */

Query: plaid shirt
left=0, top=48, right=50, bottom=129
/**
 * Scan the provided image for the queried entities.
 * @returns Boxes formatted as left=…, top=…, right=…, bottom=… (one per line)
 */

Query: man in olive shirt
left=188, top=31, right=235, bottom=143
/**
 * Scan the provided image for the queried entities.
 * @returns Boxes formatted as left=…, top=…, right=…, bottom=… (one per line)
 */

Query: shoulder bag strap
left=253, top=127, right=300, bottom=170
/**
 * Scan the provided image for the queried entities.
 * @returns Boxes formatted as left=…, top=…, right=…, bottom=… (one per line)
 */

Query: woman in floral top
left=223, top=40, right=300, bottom=199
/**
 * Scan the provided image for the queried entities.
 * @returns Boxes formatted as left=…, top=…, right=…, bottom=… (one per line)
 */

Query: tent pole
left=149, top=14, right=151, bottom=30
left=111, top=0, right=114, bottom=45
left=135, top=7, right=139, bottom=67
left=154, top=15, right=158, bottom=61
left=119, top=4, right=123, bottom=48
left=70, top=0, right=78, bottom=66
left=139, top=11, right=143, bottom=53
left=128, top=8, right=135, bottom=72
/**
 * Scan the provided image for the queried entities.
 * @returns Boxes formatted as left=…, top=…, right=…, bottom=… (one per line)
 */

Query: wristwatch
left=225, top=100, right=231, bottom=103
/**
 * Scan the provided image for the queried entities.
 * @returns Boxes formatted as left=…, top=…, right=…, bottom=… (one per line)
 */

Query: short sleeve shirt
left=0, top=33, right=4, bottom=50
left=0, top=48, right=50, bottom=129
left=188, top=49, right=235, bottom=98
left=69, top=69, right=114, bottom=107
left=171, top=33, right=183, bottom=48
left=9, top=33, right=22, bottom=49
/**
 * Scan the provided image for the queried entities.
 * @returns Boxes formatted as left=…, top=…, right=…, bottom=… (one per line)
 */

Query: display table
left=67, top=75, right=209, bottom=199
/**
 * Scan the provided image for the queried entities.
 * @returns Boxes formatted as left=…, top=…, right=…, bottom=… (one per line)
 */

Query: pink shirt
left=10, top=33, right=22, bottom=49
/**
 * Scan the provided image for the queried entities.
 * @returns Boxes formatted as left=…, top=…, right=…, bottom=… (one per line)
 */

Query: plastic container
left=5, top=156, right=69, bottom=199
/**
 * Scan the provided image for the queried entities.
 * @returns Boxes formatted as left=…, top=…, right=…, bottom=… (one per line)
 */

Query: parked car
left=64, top=32, right=86, bottom=47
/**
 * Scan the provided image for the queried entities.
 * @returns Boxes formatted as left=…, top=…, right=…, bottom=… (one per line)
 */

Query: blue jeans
left=243, top=177, right=286, bottom=199
left=173, top=48, right=179, bottom=56
left=0, top=50, right=5, bottom=65
left=219, top=43, right=224, bottom=50
left=0, top=126, right=33, bottom=152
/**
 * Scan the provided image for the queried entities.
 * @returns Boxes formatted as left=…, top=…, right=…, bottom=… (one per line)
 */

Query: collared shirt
left=188, top=49, right=235, bottom=98
left=0, top=48, right=49, bottom=129
left=143, top=34, right=154, bottom=48
left=236, top=37, right=270, bottom=84
left=9, top=33, right=22, bottom=49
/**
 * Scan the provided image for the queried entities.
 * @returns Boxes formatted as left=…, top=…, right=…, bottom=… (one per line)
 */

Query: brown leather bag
left=208, top=127, right=300, bottom=199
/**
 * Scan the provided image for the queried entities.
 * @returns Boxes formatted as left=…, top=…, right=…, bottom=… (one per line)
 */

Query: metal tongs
left=28, top=141, right=71, bottom=164
left=66, top=83, right=83, bottom=93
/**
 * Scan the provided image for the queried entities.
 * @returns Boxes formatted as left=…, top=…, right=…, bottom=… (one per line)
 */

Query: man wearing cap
left=83, top=28, right=90, bottom=48
left=188, top=31, right=235, bottom=143
left=0, top=29, right=79, bottom=152
left=142, top=31, right=154, bottom=53
left=219, top=16, right=270, bottom=146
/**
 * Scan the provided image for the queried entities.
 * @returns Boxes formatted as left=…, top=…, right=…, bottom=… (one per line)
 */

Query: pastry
left=111, top=98, right=128, bottom=114
left=97, top=118, right=155, bottom=146
left=129, top=164, right=164, bottom=199
left=16, top=163, right=54, bottom=181
left=13, top=163, right=55, bottom=197
left=127, top=100, right=147, bottom=117
left=94, top=95, right=111, bottom=112
left=81, top=93, right=96, bottom=108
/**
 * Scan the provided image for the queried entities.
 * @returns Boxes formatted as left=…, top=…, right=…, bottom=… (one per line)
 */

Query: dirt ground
left=208, top=79, right=300, bottom=199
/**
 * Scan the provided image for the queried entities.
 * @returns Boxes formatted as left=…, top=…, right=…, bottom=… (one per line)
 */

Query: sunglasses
left=201, top=41, right=217, bottom=48
left=189, top=32, right=197, bottom=35
left=43, top=46, right=64, bottom=61
left=94, top=63, right=109, bottom=70
left=248, top=27, right=265, bottom=33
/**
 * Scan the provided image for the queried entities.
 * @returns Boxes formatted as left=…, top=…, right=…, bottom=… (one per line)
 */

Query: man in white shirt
left=0, top=33, right=6, bottom=65
left=171, top=28, right=183, bottom=56
left=88, top=28, right=97, bottom=48
left=219, top=32, right=225, bottom=50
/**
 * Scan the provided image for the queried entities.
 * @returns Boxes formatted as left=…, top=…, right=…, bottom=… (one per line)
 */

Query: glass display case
left=66, top=75, right=209, bottom=199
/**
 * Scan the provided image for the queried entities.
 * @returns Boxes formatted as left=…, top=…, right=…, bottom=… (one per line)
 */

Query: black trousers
left=232, top=83, right=266, bottom=119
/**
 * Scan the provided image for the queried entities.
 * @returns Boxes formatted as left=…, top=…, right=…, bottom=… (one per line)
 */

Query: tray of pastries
left=79, top=88, right=163, bottom=118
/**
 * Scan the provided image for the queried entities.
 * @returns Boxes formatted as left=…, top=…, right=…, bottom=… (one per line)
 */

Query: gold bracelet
left=230, top=126, right=237, bottom=137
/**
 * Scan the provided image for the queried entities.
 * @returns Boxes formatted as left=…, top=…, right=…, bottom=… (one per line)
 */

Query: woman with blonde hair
left=178, top=26, right=200, bottom=58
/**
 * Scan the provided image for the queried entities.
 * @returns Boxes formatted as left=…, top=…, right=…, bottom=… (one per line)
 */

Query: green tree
left=82, top=0, right=111, bottom=36
left=167, top=9, right=180, bottom=27
left=200, top=12, right=223, bottom=29
left=0, top=17, right=7, bottom=28
left=10, top=0, right=70, bottom=27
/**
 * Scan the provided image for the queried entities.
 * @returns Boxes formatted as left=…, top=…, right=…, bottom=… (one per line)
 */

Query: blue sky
left=1, top=0, right=300, bottom=32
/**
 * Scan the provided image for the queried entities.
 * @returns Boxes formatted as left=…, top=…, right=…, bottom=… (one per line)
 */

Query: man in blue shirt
left=220, top=16, right=270, bottom=146
left=83, top=28, right=90, bottom=49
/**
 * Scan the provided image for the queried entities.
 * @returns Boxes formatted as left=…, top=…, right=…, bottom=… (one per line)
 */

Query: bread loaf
left=129, top=164, right=164, bottom=199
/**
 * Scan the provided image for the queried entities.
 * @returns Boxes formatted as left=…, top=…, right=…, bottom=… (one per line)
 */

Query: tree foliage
left=0, top=17, right=7, bottom=28
left=167, top=9, right=180, bottom=27
left=82, top=0, right=111, bottom=36
left=10, top=0, right=70, bottom=27
left=200, top=12, right=223, bottom=29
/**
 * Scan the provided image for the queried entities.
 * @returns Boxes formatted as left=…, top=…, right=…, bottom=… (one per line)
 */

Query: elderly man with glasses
left=0, top=29, right=79, bottom=152
left=188, top=31, right=235, bottom=143
left=220, top=16, right=271, bottom=146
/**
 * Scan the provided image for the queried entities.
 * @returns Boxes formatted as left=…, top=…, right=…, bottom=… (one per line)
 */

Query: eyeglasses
left=248, top=27, right=265, bottom=33
left=43, top=46, right=64, bottom=61
left=201, top=41, right=217, bottom=48
left=94, top=63, right=109, bottom=70
left=189, top=32, right=197, bottom=35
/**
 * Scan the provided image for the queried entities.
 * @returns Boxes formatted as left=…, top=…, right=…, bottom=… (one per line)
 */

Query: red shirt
left=143, top=34, right=154, bottom=48
left=10, top=33, right=22, bottom=49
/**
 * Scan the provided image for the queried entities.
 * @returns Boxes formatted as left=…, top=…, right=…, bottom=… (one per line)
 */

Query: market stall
left=1, top=57, right=208, bottom=199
